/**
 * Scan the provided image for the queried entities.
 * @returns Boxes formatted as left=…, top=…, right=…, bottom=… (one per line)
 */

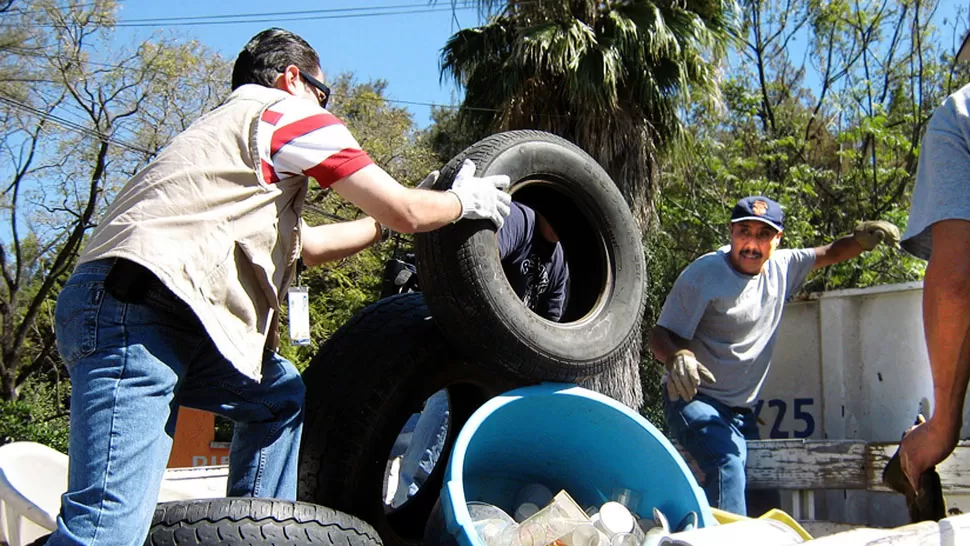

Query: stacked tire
left=298, top=131, right=646, bottom=546
left=147, top=498, right=381, bottom=545
left=27, top=499, right=381, bottom=546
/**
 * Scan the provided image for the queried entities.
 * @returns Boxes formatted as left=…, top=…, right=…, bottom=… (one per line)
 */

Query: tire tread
left=148, top=498, right=381, bottom=546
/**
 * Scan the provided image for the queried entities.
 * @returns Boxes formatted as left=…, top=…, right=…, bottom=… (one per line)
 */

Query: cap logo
left=751, top=200, right=768, bottom=216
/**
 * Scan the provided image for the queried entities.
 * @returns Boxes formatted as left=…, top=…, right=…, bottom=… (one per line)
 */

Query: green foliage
left=419, top=105, right=488, bottom=165
left=451, top=0, right=741, bottom=419
left=0, top=377, right=70, bottom=453
left=0, top=0, right=232, bottom=404
left=638, top=0, right=968, bottom=421
left=444, top=0, right=739, bottom=225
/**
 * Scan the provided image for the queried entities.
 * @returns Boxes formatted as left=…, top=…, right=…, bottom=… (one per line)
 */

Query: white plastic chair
left=0, top=441, right=229, bottom=546
left=0, top=441, right=67, bottom=546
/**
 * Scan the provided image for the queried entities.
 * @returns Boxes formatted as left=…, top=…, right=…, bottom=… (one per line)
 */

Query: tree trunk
left=1, top=366, right=18, bottom=401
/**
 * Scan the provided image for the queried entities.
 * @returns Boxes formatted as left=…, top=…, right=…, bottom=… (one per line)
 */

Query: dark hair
left=231, top=28, right=320, bottom=90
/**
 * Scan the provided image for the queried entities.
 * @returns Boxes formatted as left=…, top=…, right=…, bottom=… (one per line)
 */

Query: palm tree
left=441, top=0, right=738, bottom=227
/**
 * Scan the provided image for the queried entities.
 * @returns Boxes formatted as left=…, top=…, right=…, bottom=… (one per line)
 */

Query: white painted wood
left=800, top=520, right=860, bottom=538
left=866, top=442, right=970, bottom=495
left=799, top=522, right=938, bottom=545
left=747, top=440, right=970, bottom=493
left=746, top=440, right=868, bottom=490
left=763, top=283, right=946, bottom=526
left=797, top=514, right=970, bottom=545
left=803, top=490, right=816, bottom=520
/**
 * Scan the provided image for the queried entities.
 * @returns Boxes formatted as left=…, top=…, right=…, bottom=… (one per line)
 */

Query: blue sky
left=107, top=0, right=967, bottom=129
left=112, top=1, right=486, bottom=128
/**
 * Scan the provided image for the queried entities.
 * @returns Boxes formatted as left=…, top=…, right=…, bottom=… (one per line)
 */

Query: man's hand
left=447, top=159, right=512, bottom=229
left=899, top=414, right=960, bottom=491
left=854, top=220, right=901, bottom=250
left=665, top=349, right=716, bottom=402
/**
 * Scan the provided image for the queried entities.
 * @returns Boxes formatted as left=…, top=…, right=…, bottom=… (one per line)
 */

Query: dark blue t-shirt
left=497, top=202, right=569, bottom=321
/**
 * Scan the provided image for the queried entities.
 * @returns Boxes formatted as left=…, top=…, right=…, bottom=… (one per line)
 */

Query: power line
left=0, top=2, right=501, bottom=111
left=0, top=2, right=479, bottom=29
left=113, top=6, right=476, bottom=28
left=3, top=45, right=172, bottom=73
left=115, top=2, right=476, bottom=24
left=0, top=94, right=154, bottom=155
left=374, top=97, right=500, bottom=112
left=2, top=46, right=495, bottom=113
left=5, top=1, right=100, bottom=15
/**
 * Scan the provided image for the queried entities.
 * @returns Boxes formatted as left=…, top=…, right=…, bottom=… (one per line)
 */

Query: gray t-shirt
left=902, top=82, right=970, bottom=259
left=657, top=246, right=816, bottom=407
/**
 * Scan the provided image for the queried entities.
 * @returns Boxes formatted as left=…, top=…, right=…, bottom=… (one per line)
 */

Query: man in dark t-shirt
left=497, top=202, right=570, bottom=321
left=380, top=202, right=570, bottom=319
left=389, top=201, right=570, bottom=506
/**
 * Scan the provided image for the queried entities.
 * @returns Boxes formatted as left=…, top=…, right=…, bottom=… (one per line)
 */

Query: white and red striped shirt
left=255, top=96, right=373, bottom=188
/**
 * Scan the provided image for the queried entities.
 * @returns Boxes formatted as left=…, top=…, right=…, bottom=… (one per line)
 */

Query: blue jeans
left=394, top=389, right=449, bottom=504
left=663, top=392, right=759, bottom=515
left=47, top=259, right=305, bottom=546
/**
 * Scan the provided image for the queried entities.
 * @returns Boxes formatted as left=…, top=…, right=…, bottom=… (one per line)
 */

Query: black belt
left=105, top=258, right=158, bottom=303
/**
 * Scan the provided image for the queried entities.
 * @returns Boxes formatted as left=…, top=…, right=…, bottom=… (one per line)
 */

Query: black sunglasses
left=298, top=70, right=330, bottom=109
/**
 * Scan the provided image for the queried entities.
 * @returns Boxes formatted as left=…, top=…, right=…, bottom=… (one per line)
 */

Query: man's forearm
left=648, top=325, right=684, bottom=367
left=301, top=218, right=382, bottom=267
left=331, top=164, right=462, bottom=233
left=813, top=235, right=865, bottom=269
left=923, top=220, right=970, bottom=432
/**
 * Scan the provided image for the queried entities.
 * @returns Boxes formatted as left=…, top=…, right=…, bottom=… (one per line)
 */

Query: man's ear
left=273, top=65, right=300, bottom=94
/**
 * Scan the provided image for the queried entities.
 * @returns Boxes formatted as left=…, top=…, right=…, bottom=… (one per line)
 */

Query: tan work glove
left=665, top=349, right=716, bottom=402
left=854, top=220, right=900, bottom=250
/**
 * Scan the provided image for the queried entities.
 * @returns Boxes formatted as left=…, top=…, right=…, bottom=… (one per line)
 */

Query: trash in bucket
left=430, top=383, right=714, bottom=546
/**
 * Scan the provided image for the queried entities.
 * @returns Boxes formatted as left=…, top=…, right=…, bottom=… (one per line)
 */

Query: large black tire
left=298, top=293, right=523, bottom=546
left=415, top=130, right=647, bottom=382
left=147, top=498, right=381, bottom=545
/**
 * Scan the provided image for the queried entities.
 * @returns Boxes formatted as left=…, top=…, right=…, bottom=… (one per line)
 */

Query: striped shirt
left=255, top=96, right=373, bottom=188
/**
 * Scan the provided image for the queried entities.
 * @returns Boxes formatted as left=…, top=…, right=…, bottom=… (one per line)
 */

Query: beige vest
left=79, top=85, right=305, bottom=381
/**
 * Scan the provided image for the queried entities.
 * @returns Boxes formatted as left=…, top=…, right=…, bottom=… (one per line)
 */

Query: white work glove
left=665, top=349, right=716, bottom=402
left=447, top=159, right=512, bottom=229
left=417, top=170, right=439, bottom=190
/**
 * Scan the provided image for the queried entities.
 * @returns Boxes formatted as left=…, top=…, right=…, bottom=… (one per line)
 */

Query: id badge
left=287, top=286, right=311, bottom=346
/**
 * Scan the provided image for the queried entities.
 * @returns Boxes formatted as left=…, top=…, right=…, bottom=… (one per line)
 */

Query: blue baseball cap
left=730, top=196, right=784, bottom=232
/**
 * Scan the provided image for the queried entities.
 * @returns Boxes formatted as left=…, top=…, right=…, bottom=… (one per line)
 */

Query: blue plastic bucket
left=436, top=383, right=713, bottom=546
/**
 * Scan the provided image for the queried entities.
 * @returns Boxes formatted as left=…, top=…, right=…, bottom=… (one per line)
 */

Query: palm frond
left=442, top=0, right=738, bottom=226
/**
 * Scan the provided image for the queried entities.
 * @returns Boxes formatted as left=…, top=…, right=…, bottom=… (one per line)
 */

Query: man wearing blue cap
left=648, top=196, right=899, bottom=515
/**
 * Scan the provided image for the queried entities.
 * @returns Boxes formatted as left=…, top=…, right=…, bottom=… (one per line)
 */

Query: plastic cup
left=594, top=502, right=634, bottom=535
left=515, top=482, right=555, bottom=508
left=515, top=502, right=541, bottom=523
left=467, top=502, right=517, bottom=546
left=611, top=487, right=641, bottom=514
left=608, top=532, right=638, bottom=546
left=515, top=490, right=591, bottom=546
left=566, top=523, right=604, bottom=546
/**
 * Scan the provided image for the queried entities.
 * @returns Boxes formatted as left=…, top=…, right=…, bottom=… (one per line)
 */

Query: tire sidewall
left=418, top=131, right=646, bottom=374
left=298, top=293, right=524, bottom=546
